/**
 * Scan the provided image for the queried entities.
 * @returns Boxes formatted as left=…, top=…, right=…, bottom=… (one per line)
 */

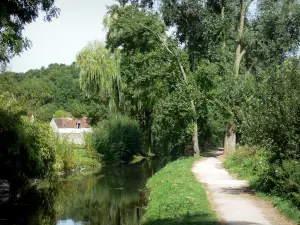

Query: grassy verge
left=142, top=158, right=219, bottom=225
left=224, top=147, right=300, bottom=223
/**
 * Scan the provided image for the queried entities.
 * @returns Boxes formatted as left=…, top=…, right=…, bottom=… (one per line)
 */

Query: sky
left=9, top=0, right=116, bottom=72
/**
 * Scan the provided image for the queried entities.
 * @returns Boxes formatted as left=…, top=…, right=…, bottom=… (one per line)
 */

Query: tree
left=223, top=0, right=252, bottom=155
left=160, top=0, right=300, bottom=155
left=76, top=41, right=122, bottom=114
left=0, top=0, right=60, bottom=67
left=52, top=110, right=71, bottom=118
left=105, top=5, right=201, bottom=156
left=223, top=0, right=300, bottom=154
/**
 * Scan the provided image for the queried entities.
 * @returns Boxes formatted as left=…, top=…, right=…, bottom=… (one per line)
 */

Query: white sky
left=9, top=0, right=259, bottom=73
left=9, top=0, right=116, bottom=72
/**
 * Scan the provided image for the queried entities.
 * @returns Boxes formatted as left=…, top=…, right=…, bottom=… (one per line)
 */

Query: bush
left=92, top=116, right=142, bottom=162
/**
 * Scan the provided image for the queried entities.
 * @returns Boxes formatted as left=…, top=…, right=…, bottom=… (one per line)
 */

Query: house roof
left=52, top=118, right=90, bottom=129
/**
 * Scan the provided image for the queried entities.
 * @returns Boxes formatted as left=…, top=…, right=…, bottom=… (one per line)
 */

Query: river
left=0, top=158, right=171, bottom=225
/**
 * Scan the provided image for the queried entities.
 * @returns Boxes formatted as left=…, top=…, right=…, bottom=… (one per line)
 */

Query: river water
left=0, top=158, right=170, bottom=225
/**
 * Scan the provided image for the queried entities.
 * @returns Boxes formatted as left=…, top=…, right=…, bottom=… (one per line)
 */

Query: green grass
left=224, top=148, right=300, bottom=223
left=74, top=148, right=100, bottom=169
left=142, top=157, right=219, bottom=225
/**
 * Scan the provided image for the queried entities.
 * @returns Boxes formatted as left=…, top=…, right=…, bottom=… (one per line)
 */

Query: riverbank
left=1, top=158, right=168, bottom=224
left=142, top=158, right=219, bottom=225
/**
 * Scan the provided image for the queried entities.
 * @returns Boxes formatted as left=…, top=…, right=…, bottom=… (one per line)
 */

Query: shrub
left=92, top=116, right=142, bottom=162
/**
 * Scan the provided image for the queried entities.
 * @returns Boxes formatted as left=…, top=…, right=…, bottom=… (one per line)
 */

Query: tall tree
left=105, top=5, right=201, bottom=156
left=76, top=41, right=122, bottom=114
left=223, top=0, right=253, bottom=155
left=224, top=0, right=300, bottom=154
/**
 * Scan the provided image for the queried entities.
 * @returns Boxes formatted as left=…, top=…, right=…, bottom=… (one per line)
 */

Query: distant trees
left=0, top=63, right=107, bottom=123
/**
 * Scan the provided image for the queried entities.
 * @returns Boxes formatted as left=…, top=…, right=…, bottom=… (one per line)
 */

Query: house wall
left=57, top=128, right=92, bottom=145
left=50, top=119, right=58, bottom=132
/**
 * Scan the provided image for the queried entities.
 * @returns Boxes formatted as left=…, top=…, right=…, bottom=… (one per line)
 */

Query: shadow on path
left=201, top=148, right=224, bottom=158
left=220, top=186, right=254, bottom=195
left=143, top=214, right=264, bottom=225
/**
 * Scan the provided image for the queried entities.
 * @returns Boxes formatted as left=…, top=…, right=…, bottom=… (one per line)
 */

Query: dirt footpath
left=192, top=154, right=296, bottom=225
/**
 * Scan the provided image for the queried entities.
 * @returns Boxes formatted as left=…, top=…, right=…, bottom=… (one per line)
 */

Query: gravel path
left=192, top=155, right=295, bottom=225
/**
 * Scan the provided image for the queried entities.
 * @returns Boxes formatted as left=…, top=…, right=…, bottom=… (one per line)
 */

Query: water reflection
left=0, top=158, right=170, bottom=225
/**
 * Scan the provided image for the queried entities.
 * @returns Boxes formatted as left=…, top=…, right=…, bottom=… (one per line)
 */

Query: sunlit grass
left=142, top=158, right=219, bottom=225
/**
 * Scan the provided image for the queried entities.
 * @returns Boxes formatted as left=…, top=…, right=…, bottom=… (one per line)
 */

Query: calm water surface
left=0, top=158, right=171, bottom=225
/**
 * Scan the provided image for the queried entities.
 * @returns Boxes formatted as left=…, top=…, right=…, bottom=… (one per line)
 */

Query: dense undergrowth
left=224, top=147, right=300, bottom=223
left=142, top=158, right=218, bottom=225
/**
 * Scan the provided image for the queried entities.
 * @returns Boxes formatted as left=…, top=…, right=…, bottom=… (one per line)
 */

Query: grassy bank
left=224, top=147, right=300, bottom=223
left=142, top=158, right=219, bottom=225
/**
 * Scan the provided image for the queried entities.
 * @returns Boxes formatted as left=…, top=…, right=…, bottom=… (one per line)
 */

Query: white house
left=50, top=118, right=92, bottom=145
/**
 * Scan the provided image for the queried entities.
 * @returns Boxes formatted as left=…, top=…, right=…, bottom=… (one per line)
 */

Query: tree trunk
left=191, top=100, right=200, bottom=156
left=234, top=0, right=247, bottom=77
left=179, top=61, right=200, bottom=157
left=224, top=124, right=236, bottom=155
left=224, top=0, right=248, bottom=155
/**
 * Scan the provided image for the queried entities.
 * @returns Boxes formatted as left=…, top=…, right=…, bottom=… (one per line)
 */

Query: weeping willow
left=76, top=41, right=123, bottom=113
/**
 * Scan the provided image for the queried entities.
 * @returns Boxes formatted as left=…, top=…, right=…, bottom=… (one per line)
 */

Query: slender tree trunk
left=178, top=59, right=200, bottom=157
left=191, top=100, right=200, bottom=156
left=224, top=124, right=236, bottom=155
left=221, top=2, right=226, bottom=53
left=224, top=0, right=248, bottom=155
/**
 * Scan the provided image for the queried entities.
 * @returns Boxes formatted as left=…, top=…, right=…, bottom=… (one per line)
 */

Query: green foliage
left=92, top=116, right=143, bottom=162
left=0, top=91, right=100, bottom=193
left=143, top=158, right=218, bottom=225
left=239, top=60, right=300, bottom=161
left=53, top=110, right=72, bottom=118
left=0, top=95, right=56, bottom=190
left=76, top=41, right=121, bottom=99
left=53, top=138, right=77, bottom=171
left=54, top=138, right=100, bottom=172
left=152, top=88, right=193, bottom=155
left=225, top=147, right=300, bottom=222
left=106, top=5, right=166, bottom=54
